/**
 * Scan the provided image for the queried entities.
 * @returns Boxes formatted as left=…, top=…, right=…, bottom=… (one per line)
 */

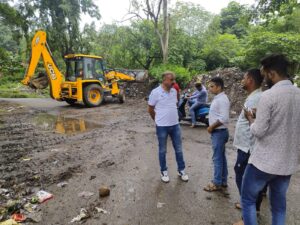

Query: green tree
left=170, top=1, right=213, bottom=36
left=219, top=1, right=252, bottom=38
left=257, top=0, right=298, bottom=15
left=201, top=33, right=244, bottom=70
left=244, top=31, right=300, bottom=73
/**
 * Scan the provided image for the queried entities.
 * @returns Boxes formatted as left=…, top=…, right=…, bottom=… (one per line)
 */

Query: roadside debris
left=99, top=186, right=110, bottom=198
left=95, top=207, right=109, bottom=214
left=70, top=208, right=90, bottom=223
left=11, top=213, right=26, bottom=222
left=36, top=190, right=53, bottom=203
left=156, top=202, right=166, bottom=208
left=0, top=219, right=18, bottom=225
left=57, top=181, right=68, bottom=188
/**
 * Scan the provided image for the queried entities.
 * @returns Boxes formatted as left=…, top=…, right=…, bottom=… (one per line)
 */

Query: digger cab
left=64, top=54, right=106, bottom=82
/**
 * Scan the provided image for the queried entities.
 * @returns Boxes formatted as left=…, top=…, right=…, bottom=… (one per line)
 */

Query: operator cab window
left=95, top=59, right=106, bottom=82
left=65, top=58, right=84, bottom=81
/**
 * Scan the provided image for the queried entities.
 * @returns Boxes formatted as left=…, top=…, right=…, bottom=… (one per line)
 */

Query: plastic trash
left=36, top=190, right=53, bottom=203
left=0, top=219, right=18, bottom=225
left=23, top=203, right=34, bottom=213
left=0, top=189, right=9, bottom=195
left=57, top=182, right=68, bottom=188
left=30, top=196, right=39, bottom=204
left=156, top=202, right=166, bottom=208
left=70, top=208, right=89, bottom=223
left=11, top=213, right=26, bottom=222
left=95, top=207, right=109, bottom=214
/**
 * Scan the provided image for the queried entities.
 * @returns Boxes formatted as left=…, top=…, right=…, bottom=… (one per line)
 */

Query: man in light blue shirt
left=187, top=82, right=208, bottom=127
left=204, top=77, right=230, bottom=192
left=148, top=71, right=188, bottom=183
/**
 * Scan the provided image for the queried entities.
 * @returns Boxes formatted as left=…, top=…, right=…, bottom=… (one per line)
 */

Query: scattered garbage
left=0, top=189, right=9, bottom=195
left=36, top=190, right=53, bottom=203
left=26, top=211, right=42, bottom=223
left=70, top=208, right=90, bottom=223
left=156, top=202, right=166, bottom=208
left=78, top=191, right=94, bottom=198
left=95, top=207, right=109, bottom=214
left=0, top=219, right=18, bottom=225
left=57, top=181, right=68, bottom=188
left=30, top=196, right=39, bottom=204
left=21, top=158, right=31, bottom=161
left=99, top=186, right=110, bottom=198
left=6, top=200, right=21, bottom=214
left=11, top=213, right=26, bottom=222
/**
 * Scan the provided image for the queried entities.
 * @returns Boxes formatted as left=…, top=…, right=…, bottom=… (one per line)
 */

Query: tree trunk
left=145, top=0, right=169, bottom=64
left=162, top=0, right=169, bottom=64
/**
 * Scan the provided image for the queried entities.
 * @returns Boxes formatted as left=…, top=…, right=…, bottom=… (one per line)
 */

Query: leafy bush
left=0, top=51, right=24, bottom=83
left=149, top=64, right=192, bottom=87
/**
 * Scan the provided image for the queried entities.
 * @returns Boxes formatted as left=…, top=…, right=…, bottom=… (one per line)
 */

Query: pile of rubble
left=124, top=79, right=158, bottom=99
left=189, top=67, right=246, bottom=115
left=124, top=67, right=249, bottom=115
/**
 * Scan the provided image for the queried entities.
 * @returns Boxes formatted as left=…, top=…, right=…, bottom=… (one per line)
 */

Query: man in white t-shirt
left=148, top=71, right=188, bottom=183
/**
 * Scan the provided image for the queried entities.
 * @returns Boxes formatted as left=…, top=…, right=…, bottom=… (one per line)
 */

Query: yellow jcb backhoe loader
left=21, top=31, right=135, bottom=107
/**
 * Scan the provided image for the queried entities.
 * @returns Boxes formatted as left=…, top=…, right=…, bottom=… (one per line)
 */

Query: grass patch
left=0, top=82, right=49, bottom=98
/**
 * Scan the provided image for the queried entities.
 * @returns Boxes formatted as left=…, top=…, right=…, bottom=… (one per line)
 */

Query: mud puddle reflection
left=32, top=113, right=102, bottom=134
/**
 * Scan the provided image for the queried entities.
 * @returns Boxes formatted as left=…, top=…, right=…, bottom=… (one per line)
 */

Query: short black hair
left=247, top=68, right=263, bottom=87
left=260, top=54, right=289, bottom=77
left=210, top=77, right=224, bottom=89
left=195, top=83, right=202, bottom=88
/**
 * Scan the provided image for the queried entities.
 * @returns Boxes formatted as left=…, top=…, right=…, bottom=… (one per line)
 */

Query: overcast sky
left=82, top=0, right=256, bottom=26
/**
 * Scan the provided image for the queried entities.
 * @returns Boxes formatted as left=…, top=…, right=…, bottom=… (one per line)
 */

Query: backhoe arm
left=105, top=70, right=135, bottom=81
left=22, top=31, right=64, bottom=100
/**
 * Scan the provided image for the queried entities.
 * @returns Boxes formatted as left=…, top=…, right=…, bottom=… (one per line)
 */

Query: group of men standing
left=147, top=53, right=300, bottom=225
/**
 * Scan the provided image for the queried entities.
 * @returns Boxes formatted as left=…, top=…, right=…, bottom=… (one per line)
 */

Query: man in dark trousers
left=232, top=69, right=264, bottom=225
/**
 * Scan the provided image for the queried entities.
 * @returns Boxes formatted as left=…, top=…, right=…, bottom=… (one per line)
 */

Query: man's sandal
left=203, top=182, right=221, bottom=192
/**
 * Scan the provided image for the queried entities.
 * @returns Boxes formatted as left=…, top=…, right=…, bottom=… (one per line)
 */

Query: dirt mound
left=189, top=67, right=246, bottom=114
left=123, top=79, right=158, bottom=99
left=124, top=68, right=248, bottom=114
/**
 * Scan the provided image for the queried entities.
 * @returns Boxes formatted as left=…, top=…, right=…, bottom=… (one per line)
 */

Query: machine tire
left=83, top=84, right=104, bottom=107
left=118, top=89, right=125, bottom=104
left=65, top=99, right=77, bottom=105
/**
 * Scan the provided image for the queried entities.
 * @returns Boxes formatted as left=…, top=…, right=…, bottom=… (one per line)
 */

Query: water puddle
left=32, top=113, right=102, bottom=134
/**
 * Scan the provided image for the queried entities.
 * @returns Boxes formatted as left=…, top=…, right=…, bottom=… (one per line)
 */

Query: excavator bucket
left=29, top=72, right=49, bottom=89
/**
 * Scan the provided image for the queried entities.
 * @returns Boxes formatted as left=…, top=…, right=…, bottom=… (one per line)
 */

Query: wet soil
left=0, top=98, right=300, bottom=225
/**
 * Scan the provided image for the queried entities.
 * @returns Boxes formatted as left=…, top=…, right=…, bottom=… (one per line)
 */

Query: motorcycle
left=178, top=92, right=210, bottom=126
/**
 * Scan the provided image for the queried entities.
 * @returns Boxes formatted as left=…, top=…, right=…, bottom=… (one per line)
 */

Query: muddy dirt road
left=1, top=98, right=300, bottom=225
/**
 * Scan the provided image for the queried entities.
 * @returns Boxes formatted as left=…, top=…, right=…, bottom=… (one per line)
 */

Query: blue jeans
left=241, top=164, right=291, bottom=225
left=211, top=129, right=229, bottom=185
left=156, top=124, right=185, bottom=172
left=189, top=102, right=205, bottom=124
left=234, top=150, right=265, bottom=211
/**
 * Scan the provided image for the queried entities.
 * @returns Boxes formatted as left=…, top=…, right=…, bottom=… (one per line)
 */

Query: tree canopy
left=0, top=0, right=299, bottom=86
